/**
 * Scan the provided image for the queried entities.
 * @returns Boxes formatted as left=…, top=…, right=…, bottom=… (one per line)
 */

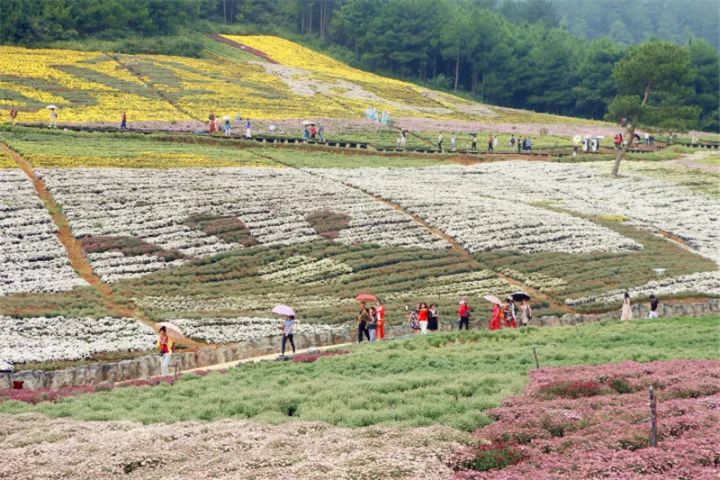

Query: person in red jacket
left=157, top=326, right=175, bottom=376
left=490, top=303, right=503, bottom=331
left=458, top=299, right=471, bottom=330
left=418, top=302, right=430, bottom=334
left=376, top=302, right=386, bottom=340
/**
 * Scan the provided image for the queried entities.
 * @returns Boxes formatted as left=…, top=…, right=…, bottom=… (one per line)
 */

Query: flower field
left=0, top=169, right=86, bottom=296
left=0, top=315, right=155, bottom=363
left=455, top=359, right=720, bottom=479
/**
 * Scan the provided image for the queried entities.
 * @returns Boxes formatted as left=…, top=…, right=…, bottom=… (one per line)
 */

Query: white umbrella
left=483, top=295, right=502, bottom=305
left=272, top=305, right=295, bottom=317
left=46, top=105, right=58, bottom=110
left=157, top=322, right=185, bottom=341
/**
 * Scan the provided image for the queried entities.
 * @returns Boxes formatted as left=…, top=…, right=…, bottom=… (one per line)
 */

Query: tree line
left=1, top=0, right=717, bottom=131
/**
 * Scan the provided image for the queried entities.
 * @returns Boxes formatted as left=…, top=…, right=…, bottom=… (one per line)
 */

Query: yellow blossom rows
left=0, top=149, right=16, bottom=169
left=23, top=152, right=279, bottom=169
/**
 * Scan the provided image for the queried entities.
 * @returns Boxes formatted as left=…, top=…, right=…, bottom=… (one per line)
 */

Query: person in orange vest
left=376, top=301, right=386, bottom=340
left=157, top=326, right=175, bottom=376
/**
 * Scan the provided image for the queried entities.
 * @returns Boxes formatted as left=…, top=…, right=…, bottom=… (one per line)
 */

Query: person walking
left=428, top=304, right=439, bottom=332
left=408, top=306, right=420, bottom=334
left=489, top=302, right=503, bottom=330
left=510, top=135, right=516, bottom=150
left=368, top=307, right=378, bottom=341
left=208, top=112, right=216, bottom=134
left=621, top=292, right=633, bottom=320
left=648, top=294, right=660, bottom=319
left=318, top=124, right=325, bottom=142
left=488, top=135, right=494, bottom=152
left=120, top=111, right=127, bottom=131
left=223, top=116, right=232, bottom=136
left=9, top=107, right=18, bottom=126
left=519, top=300, right=532, bottom=326
left=458, top=299, right=471, bottom=330
left=471, top=133, right=478, bottom=152
left=503, top=297, right=517, bottom=328
left=418, top=302, right=429, bottom=334
left=450, top=134, right=457, bottom=152
left=245, top=118, right=252, bottom=138
left=437, top=132, right=444, bottom=152
left=376, top=301, right=386, bottom=340
left=49, top=108, right=58, bottom=128
left=357, top=304, right=371, bottom=342
left=157, top=326, right=174, bottom=376
left=281, top=315, right=297, bottom=355
left=399, top=129, right=408, bottom=149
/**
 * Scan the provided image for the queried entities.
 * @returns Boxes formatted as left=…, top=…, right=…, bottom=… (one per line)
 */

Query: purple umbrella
left=272, top=305, right=295, bottom=317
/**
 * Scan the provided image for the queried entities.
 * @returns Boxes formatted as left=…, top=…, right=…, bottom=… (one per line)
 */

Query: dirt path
left=0, top=143, right=165, bottom=332
left=669, top=150, right=720, bottom=173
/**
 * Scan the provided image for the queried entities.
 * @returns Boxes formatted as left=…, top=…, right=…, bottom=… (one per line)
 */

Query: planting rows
left=0, top=169, right=85, bottom=296
left=0, top=316, right=155, bottom=364
left=38, top=167, right=448, bottom=282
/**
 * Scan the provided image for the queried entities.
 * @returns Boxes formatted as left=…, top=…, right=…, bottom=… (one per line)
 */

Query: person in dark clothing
left=356, top=304, right=371, bottom=342
left=648, top=294, right=660, bottom=319
left=471, top=134, right=478, bottom=152
left=281, top=315, right=296, bottom=355
left=428, top=304, right=439, bottom=331
left=458, top=299, right=471, bottom=330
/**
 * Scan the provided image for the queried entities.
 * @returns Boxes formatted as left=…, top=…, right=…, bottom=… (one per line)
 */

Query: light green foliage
left=2, top=316, right=717, bottom=430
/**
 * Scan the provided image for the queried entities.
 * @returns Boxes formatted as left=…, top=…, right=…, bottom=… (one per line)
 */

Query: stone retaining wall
left=3, top=299, right=718, bottom=390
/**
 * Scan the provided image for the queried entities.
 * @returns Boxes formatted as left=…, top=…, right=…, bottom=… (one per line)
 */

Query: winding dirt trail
left=1, top=143, right=165, bottom=331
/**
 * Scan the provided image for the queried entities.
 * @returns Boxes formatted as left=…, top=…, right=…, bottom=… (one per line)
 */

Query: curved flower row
left=0, top=170, right=86, bottom=296
left=0, top=316, right=155, bottom=364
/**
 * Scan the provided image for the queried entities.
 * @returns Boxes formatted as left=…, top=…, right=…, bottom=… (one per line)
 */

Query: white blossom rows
left=172, top=317, right=348, bottom=344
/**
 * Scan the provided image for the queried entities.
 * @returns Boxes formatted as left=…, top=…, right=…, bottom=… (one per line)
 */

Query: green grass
left=2, top=316, right=717, bottom=430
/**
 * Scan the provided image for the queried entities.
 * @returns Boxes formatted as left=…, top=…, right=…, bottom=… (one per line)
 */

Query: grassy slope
left=2, top=316, right=718, bottom=431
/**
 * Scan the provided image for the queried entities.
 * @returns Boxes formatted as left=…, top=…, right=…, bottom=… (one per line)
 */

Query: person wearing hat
left=457, top=299, right=471, bottom=330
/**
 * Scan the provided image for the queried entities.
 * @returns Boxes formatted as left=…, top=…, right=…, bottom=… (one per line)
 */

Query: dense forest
left=1, top=0, right=718, bottom=130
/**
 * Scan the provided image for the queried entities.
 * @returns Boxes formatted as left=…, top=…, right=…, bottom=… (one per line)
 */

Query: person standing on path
left=621, top=292, right=633, bottom=320
left=9, top=107, right=18, bottom=126
left=428, top=304, right=439, bottom=332
left=208, top=112, right=216, bottom=134
left=510, top=135, right=516, bottom=150
left=519, top=300, right=532, bottom=326
left=281, top=315, right=297, bottom=356
left=157, top=326, right=174, bottom=376
left=356, top=304, right=371, bottom=342
left=458, top=299, right=471, bottom=330
left=648, top=294, right=660, bottom=319
left=437, top=132, right=444, bottom=152
left=376, top=301, right=386, bottom=340
left=489, top=302, right=503, bottom=330
left=223, top=116, right=232, bottom=136
left=488, top=135, right=494, bottom=152
left=418, top=302, right=429, bottom=334
left=503, top=297, right=517, bottom=328
left=471, top=133, right=478, bottom=152
left=49, top=108, right=58, bottom=128
left=368, top=307, right=378, bottom=341
left=450, top=134, right=457, bottom=152
left=245, top=118, right=252, bottom=138
left=120, top=111, right=127, bottom=131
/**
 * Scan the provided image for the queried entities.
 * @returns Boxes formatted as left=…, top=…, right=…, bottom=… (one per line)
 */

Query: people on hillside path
left=9, top=107, right=18, bottom=126
left=621, top=292, right=633, bottom=320
left=281, top=315, right=297, bottom=355
left=157, top=326, right=174, bottom=376
left=223, top=117, right=232, bottom=136
left=490, top=302, right=503, bottom=330
left=357, top=304, right=371, bottom=342
left=318, top=124, right=325, bottom=142
left=120, top=112, right=127, bottom=131
left=493, top=136, right=499, bottom=150
left=208, top=112, right=216, bottom=134
left=488, top=135, right=494, bottom=152
left=428, top=304, right=439, bottom=332
left=49, top=108, right=58, bottom=128
left=437, top=132, right=444, bottom=152
left=510, top=135, right=516, bottom=150
left=458, top=299, right=471, bottom=330
left=519, top=300, right=532, bottom=326
left=503, top=297, right=518, bottom=328
left=450, top=135, right=457, bottom=152
left=368, top=307, right=378, bottom=341
left=614, top=133, right=623, bottom=149
left=471, top=133, right=478, bottom=152
left=376, top=302, right=386, bottom=339
left=245, top=119, right=252, bottom=138
left=409, top=306, right=420, bottom=334
left=648, top=294, right=660, bottom=319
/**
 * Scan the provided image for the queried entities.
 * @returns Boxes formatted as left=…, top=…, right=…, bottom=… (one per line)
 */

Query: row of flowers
left=0, top=170, right=86, bottom=296
left=323, top=166, right=643, bottom=255
left=0, top=315, right=156, bottom=364
left=38, top=167, right=448, bottom=282
left=171, top=317, right=348, bottom=344
left=258, top=255, right=353, bottom=286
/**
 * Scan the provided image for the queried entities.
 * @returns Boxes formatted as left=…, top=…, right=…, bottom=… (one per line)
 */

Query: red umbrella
left=355, top=293, right=378, bottom=303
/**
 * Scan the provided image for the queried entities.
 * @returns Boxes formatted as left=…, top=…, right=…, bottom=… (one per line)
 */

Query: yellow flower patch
left=0, top=149, right=17, bottom=169
left=24, top=152, right=279, bottom=169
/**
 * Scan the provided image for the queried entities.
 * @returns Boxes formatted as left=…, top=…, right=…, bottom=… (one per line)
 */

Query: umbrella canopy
left=511, top=292, right=531, bottom=302
left=483, top=294, right=502, bottom=305
left=355, top=293, right=378, bottom=303
left=272, top=304, right=296, bottom=317
left=46, top=104, right=58, bottom=110
left=223, top=115, right=230, bottom=121
left=157, top=322, right=185, bottom=340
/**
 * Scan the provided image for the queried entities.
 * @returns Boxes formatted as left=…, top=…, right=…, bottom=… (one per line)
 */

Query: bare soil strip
left=1, top=143, right=162, bottom=331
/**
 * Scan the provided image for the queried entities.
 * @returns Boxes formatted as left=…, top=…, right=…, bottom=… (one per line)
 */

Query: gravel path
left=0, top=413, right=468, bottom=480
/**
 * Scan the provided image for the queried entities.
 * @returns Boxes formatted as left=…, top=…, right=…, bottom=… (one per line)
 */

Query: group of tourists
left=302, top=123, right=325, bottom=142
left=621, top=292, right=660, bottom=320
left=208, top=112, right=252, bottom=137
left=434, top=132, right=533, bottom=153
left=489, top=297, right=532, bottom=330
left=356, top=302, right=386, bottom=342
left=407, top=302, right=440, bottom=334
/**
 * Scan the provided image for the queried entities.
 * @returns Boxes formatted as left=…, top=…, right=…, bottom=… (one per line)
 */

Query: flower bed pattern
left=455, top=359, right=720, bottom=479
left=0, top=316, right=155, bottom=364
left=38, top=167, right=448, bottom=281
left=0, top=170, right=86, bottom=296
